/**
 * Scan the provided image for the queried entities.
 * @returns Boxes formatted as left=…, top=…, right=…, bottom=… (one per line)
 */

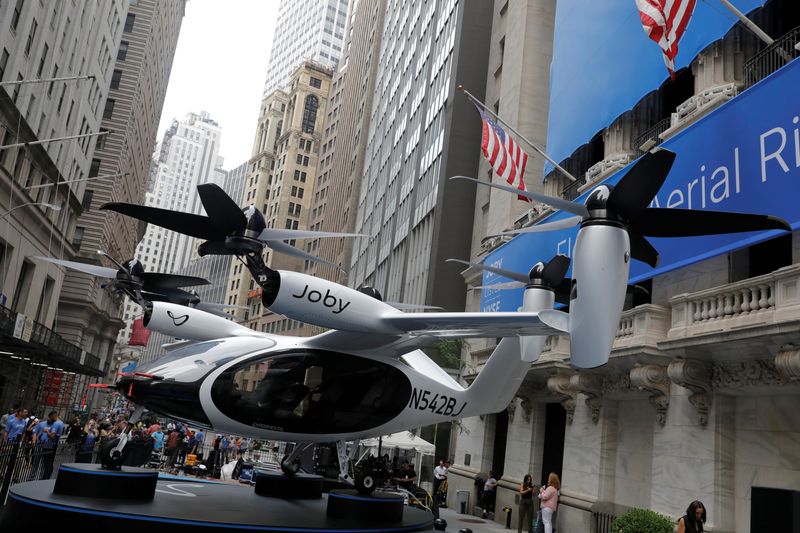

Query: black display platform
left=53, top=463, right=158, bottom=500
left=327, top=489, right=405, bottom=522
left=1, top=475, right=435, bottom=532
left=254, top=470, right=323, bottom=499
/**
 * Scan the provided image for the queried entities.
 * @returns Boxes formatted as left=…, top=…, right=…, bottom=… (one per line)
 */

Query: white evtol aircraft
left=454, top=148, right=791, bottom=368
left=100, top=184, right=570, bottom=491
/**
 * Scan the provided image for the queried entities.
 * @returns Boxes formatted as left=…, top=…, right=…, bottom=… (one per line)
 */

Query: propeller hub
left=240, top=205, right=266, bottom=239
left=358, top=286, right=383, bottom=301
left=584, top=184, right=626, bottom=226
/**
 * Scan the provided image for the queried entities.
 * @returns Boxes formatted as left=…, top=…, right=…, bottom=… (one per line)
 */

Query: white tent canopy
left=360, top=431, right=435, bottom=454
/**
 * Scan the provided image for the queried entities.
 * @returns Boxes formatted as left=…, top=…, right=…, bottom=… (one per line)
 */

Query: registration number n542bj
left=408, top=388, right=466, bottom=417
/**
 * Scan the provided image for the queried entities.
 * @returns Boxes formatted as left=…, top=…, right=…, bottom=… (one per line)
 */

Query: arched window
left=302, top=95, right=319, bottom=133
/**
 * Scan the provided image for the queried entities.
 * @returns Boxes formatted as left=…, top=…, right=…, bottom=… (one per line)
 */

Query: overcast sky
left=156, top=0, right=279, bottom=170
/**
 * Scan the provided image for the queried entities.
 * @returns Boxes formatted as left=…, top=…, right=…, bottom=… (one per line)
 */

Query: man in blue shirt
left=2, top=407, right=28, bottom=442
left=33, top=411, right=64, bottom=479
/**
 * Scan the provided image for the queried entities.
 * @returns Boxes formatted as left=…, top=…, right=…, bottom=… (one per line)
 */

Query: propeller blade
left=198, top=240, right=238, bottom=256
left=139, top=291, right=178, bottom=303
left=101, top=202, right=221, bottom=240
left=553, top=279, right=572, bottom=305
left=607, top=148, right=676, bottom=220
left=266, top=240, right=343, bottom=271
left=197, top=183, right=248, bottom=234
left=96, top=250, right=128, bottom=272
left=630, top=208, right=791, bottom=238
left=195, top=302, right=249, bottom=311
left=495, top=215, right=582, bottom=236
left=629, top=233, right=660, bottom=268
left=626, top=284, right=651, bottom=298
left=258, top=228, right=369, bottom=241
left=451, top=176, right=589, bottom=217
left=140, top=273, right=210, bottom=289
left=541, top=255, right=571, bottom=287
left=446, top=258, right=529, bottom=284
left=469, top=281, right=527, bottom=290
left=386, top=302, right=444, bottom=311
left=32, top=256, right=118, bottom=278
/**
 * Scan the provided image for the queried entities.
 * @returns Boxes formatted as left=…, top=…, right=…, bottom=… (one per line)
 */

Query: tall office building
left=304, top=0, right=387, bottom=286
left=122, top=160, right=248, bottom=365
left=262, top=0, right=350, bottom=95
left=226, top=61, right=333, bottom=334
left=54, top=0, right=186, bottom=379
left=138, top=111, right=222, bottom=274
left=0, top=1, right=148, bottom=413
left=348, top=1, right=492, bottom=311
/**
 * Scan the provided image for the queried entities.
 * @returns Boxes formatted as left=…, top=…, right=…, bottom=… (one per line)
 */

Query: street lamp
left=0, top=202, right=61, bottom=219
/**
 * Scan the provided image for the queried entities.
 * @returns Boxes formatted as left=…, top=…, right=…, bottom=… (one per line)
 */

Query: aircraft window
left=138, top=338, right=275, bottom=383
left=211, top=350, right=411, bottom=434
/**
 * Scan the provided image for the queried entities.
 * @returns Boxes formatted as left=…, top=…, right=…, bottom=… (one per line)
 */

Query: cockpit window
left=210, top=349, right=411, bottom=434
left=138, top=338, right=275, bottom=383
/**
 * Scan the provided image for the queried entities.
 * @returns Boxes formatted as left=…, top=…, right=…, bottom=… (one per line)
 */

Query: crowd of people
left=0, top=405, right=269, bottom=480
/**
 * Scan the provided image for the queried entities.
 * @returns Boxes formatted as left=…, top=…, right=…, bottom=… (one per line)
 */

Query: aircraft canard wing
left=304, top=309, right=569, bottom=357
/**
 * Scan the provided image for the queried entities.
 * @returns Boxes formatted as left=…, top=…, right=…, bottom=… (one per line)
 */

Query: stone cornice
left=629, top=364, right=671, bottom=426
left=774, top=345, right=800, bottom=381
left=668, top=359, right=712, bottom=426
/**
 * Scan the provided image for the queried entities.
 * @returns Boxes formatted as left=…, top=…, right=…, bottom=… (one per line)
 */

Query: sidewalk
left=438, top=507, right=518, bottom=533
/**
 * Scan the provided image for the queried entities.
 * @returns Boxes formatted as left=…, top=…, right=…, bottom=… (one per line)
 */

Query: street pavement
left=438, top=507, right=518, bottom=533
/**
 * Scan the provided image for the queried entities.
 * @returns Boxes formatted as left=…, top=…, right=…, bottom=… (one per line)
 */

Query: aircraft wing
left=305, top=309, right=568, bottom=357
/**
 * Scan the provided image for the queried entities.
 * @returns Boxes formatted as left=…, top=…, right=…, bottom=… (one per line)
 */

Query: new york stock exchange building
left=446, top=1, right=800, bottom=532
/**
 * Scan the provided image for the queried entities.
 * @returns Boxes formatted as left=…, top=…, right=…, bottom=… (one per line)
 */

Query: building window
left=71, top=226, right=85, bottom=250
left=12, top=260, right=35, bottom=312
left=0, top=49, right=9, bottom=81
left=89, top=158, right=101, bottom=178
left=103, top=99, right=115, bottom=119
left=118, top=41, right=129, bottom=61
left=310, top=76, right=322, bottom=88
left=25, top=19, right=38, bottom=56
left=37, top=44, right=48, bottom=77
left=124, top=13, right=135, bottom=32
left=302, top=95, right=319, bottom=133
left=96, top=128, right=109, bottom=150
left=110, top=69, right=122, bottom=89
left=81, top=189, right=94, bottom=210
left=11, top=0, right=24, bottom=31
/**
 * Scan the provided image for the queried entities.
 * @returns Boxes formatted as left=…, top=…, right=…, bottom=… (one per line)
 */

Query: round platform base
left=0, top=476, right=435, bottom=533
left=53, top=463, right=158, bottom=500
left=327, top=489, right=405, bottom=523
left=254, top=470, right=323, bottom=499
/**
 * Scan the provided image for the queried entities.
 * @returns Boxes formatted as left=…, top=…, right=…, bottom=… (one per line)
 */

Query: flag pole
left=457, top=86, right=578, bottom=183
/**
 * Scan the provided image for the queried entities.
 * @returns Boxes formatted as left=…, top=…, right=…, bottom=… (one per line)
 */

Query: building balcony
left=0, top=304, right=104, bottom=376
left=663, top=264, right=800, bottom=359
left=613, top=304, right=670, bottom=355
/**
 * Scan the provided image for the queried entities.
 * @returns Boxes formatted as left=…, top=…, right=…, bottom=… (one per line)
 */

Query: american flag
left=636, top=0, right=697, bottom=79
left=476, top=105, right=529, bottom=202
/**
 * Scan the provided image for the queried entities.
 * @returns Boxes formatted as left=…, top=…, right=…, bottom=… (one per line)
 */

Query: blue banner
left=482, top=58, right=800, bottom=312
left=545, top=0, right=766, bottom=177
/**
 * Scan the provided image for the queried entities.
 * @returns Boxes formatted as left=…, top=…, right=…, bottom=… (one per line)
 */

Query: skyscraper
left=262, top=0, right=350, bottom=95
left=348, top=1, right=493, bottom=312
left=54, top=0, right=186, bottom=378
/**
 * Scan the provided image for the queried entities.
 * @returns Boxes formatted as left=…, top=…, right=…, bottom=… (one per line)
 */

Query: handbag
left=533, top=509, right=544, bottom=533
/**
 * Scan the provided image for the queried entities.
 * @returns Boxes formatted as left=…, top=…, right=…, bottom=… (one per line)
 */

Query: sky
left=156, top=0, right=279, bottom=170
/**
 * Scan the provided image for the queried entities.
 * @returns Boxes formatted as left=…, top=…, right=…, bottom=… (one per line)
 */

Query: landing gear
left=280, top=442, right=313, bottom=476
left=354, top=469, right=376, bottom=494
left=99, top=437, right=128, bottom=470
left=280, top=455, right=301, bottom=475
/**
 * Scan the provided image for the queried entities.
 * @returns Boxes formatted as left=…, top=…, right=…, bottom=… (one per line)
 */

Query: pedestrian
left=76, top=420, right=97, bottom=463
left=518, top=474, right=535, bottom=533
left=32, top=411, right=64, bottom=480
left=2, top=407, right=28, bottom=443
left=393, top=460, right=417, bottom=492
left=193, top=428, right=205, bottom=458
left=677, top=500, right=706, bottom=533
left=165, top=429, right=181, bottom=471
left=0, top=405, right=18, bottom=434
left=433, top=459, right=448, bottom=505
left=537, top=472, right=560, bottom=533
left=221, top=434, right=230, bottom=463
left=481, top=470, right=498, bottom=518
left=66, top=415, right=83, bottom=444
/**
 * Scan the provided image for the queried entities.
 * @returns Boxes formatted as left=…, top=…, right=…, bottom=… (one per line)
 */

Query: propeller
left=447, top=256, right=572, bottom=304
left=463, top=148, right=791, bottom=267
left=33, top=251, right=209, bottom=305
left=102, top=183, right=368, bottom=269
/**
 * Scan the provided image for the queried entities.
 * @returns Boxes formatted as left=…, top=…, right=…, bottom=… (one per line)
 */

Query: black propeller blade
left=197, top=240, right=236, bottom=257
left=197, top=183, right=248, bottom=235
left=101, top=203, right=221, bottom=240
left=630, top=208, right=791, bottom=238
left=139, top=273, right=210, bottom=290
left=607, top=149, right=676, bottom=220
left=540, top=255, right=571, bottom=287
left=629, top=233, right=660, bottom=268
